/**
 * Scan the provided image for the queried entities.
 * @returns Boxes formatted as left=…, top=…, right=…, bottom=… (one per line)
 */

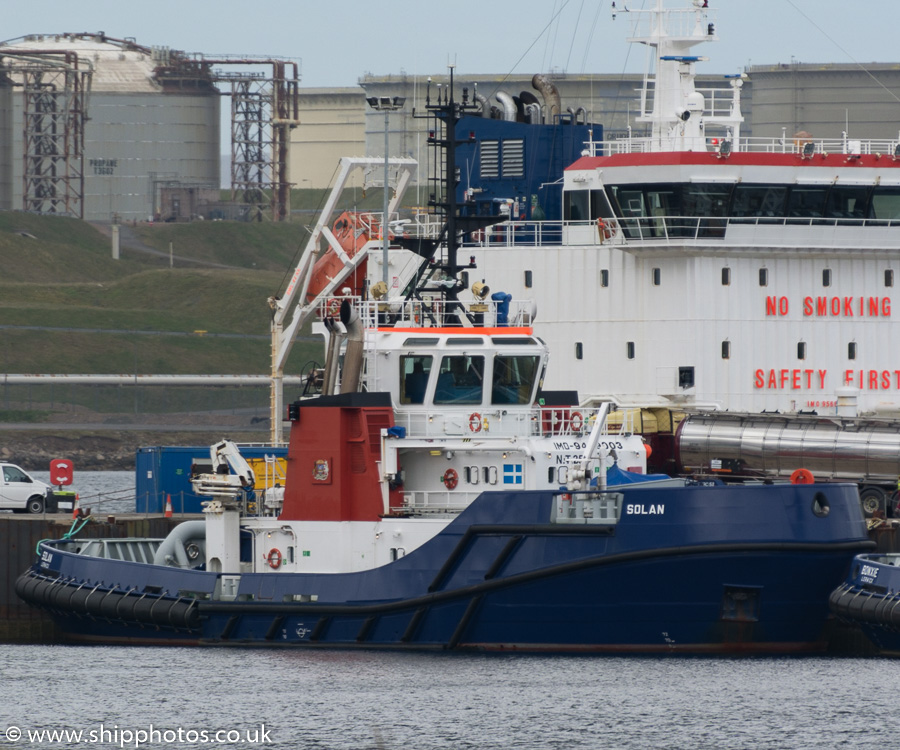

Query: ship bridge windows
left=434, top=355, right=485, bottom=405
left=787, top=186, right=827, bottom=220
left=491, top=355, right=540, bottom=405
left=870, top=187, right=900, bottom=220
left=400, top=355, right=433, bottom=405
left=732, top=184, right=787, bottom=219
left=564, top=189, right=589, bottom=221
left=825, top=185, right=870, bottom=220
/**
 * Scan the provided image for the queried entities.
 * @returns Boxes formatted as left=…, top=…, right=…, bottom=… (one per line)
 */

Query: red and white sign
left=49, top=458, right=74, bottom=486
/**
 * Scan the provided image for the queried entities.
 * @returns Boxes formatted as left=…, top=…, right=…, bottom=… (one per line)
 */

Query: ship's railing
left=460, top=215, right=900, bottom=250
left=398, top=490, right=475, bottom=515
left=317, top=295, right=536, bottom=329
left=552, top=491, right=623, bottom=525
left=587, top=134, right=900, bottom=157
left=391, top=406, right=624, bottom=440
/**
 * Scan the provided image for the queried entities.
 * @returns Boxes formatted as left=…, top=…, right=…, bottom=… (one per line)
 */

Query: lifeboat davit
left=306, top=211, right=383, bottom=302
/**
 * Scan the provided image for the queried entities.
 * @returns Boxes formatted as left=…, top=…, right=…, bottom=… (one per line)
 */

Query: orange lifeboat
left=306, top=211, right=384, bottom=303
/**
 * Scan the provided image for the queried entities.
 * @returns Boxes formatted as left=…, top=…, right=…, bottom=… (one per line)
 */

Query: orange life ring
left=597, top=218, right=607, bottom=240
left=469, top=412, right=483, bottom=432
left=570, top=411, right=584, bottom=432
left=790, top=468, right=815, bottom=485
left=443, top=468, right=459, bottom=490
left=325, top=298, right=341, bottom=317
left=267, top=548, right=283, bottom=569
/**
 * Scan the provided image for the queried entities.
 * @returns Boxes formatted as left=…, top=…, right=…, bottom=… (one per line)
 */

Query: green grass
left=0, top=211, right=325, bottom=378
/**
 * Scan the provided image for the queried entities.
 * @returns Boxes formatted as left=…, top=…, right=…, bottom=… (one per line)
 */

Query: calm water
left=32, top=470, right=142, bottom=515
left=1, top=647, right=898, bottom=749
left=11, top=474, right=898, bottom=748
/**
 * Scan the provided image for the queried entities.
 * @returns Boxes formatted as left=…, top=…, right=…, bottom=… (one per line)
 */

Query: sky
left=5, top=0, right=900, bottom=88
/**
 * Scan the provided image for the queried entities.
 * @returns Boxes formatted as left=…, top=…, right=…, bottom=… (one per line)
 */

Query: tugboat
left=17, top=72, right=873, bottom=652
left=830, top=553, right=900, bottom=655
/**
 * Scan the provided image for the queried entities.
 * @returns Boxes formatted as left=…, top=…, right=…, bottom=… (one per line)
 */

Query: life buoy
left=597, top=217, right=608, bottom=241
left=469, top=412, right=483, bottom=432
left=790, top=468, right=815, bottom=485
left=443, top=468, right=459, bottom=490
left=570, top=411, right=584, bottom=432
left=325, top=298, right=341, bottom=317
left=267, top=548, right=283, bottom=569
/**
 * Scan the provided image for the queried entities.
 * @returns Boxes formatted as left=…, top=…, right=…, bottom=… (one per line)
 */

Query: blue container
left=135, top=445, right=288, bottom=513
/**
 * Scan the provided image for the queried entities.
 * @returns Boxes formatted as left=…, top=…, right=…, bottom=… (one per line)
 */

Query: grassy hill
left=0, top=210, right=335, bottom=426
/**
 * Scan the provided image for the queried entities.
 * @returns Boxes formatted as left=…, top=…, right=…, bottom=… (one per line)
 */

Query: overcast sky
left=5, top=0, right=900, bottom=88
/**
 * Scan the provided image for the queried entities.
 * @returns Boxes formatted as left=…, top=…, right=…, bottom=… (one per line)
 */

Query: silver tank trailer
left=675, top=412, right=900, bottom=514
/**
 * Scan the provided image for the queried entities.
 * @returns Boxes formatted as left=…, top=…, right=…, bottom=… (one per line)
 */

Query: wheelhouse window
left=564, top=189, right=589, bottom=221
left=400, top=355, right=433, bottom=405
left=434, top=355, right=484, bottom=405
left=491, top=355, right=540, bottom=405
left=825, top=186, right=869, bottom=220
left=731, top=184, right=786, bottom=218
left=787, top=186, right=827, bottom=219
left=870, top=187, right=900, bottom=220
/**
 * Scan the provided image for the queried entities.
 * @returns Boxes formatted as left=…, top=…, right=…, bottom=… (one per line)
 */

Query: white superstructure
left=466, top=0, right=900, bottom=418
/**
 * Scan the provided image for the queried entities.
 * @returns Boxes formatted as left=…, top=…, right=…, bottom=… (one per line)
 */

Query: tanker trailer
left=675, top=412, right=900, bottom=517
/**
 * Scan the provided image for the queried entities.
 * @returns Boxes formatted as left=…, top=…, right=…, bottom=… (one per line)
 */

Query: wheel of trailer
left=859, top=487, right=886, bottom=518
left=26, top=495, right=45, bottom=514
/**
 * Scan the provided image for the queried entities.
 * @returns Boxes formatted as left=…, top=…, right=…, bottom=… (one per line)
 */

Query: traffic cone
left=164, top=494, right=173, bottom=518
left=72, top=493, right=80, bottom=519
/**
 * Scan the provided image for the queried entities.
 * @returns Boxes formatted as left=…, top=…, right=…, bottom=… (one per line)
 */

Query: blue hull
left=19, top=483, right=872, bottom=653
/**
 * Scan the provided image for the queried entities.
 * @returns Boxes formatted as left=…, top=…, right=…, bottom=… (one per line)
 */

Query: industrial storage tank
left=0, top=33, right=220, bottom=222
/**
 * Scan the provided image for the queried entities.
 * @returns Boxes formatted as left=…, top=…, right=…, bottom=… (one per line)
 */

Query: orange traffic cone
left=164, top=494, right=173, bottom=518
left=72, top=493, right=80, bottom=519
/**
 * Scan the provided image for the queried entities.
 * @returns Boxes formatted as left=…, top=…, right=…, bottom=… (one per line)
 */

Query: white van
left=1, top=463, right=50, bottom=513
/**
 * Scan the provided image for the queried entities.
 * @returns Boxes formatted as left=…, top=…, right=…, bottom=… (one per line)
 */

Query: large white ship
left=446, top=0, right=900, bottom=419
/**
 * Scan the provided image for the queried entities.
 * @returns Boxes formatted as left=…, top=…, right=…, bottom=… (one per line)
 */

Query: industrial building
left=0, top=32, right=299, bottom=222
left=1, top=29, right=898, bottom=218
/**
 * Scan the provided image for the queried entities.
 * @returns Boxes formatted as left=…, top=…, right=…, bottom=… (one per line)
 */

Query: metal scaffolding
left=1, top=50, right=91, bottom=217
left=210, top=60, right=300, bottom=222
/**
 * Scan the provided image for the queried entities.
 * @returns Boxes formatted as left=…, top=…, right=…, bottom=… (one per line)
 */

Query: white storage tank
left=0, top=33, right=220, bottom=221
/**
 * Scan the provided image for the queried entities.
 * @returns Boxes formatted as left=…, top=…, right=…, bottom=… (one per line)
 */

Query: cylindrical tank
left=675, top=412, right=900, bottom=483
left=0, top=33, right=220, bottom=222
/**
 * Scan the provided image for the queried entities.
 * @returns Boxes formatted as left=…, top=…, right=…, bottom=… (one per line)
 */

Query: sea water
left=1, top=647, right=898, bottom=749
left=10, top=473, right=900, bottom=749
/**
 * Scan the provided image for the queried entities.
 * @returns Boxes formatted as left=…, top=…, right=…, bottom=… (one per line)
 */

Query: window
left=721, top=341, right=731, bottom=360
left=848, top=342, right=857, bottom=360
left=787, top=186, right=827, bottom=219
left=626, top=342, right=635, bottom=360
left=524, top=270, right=532, bottom=288
left=575, top=342, right=583, bottom=360
left=652, top=268, right=661, bottom=286
left=434, top=355, right=484, bottom=405
left=400, top=355, right=433, bottom=404
left=721, top=267, right=731, bottom=286
left=759, top=268, right=768, bottom=287
left=564, top=190, right=589, bottom=221
left=886, top=269, right=895, bottom=288
left=797, top=342, right=807, bottom=360
left=679, top=366, right=695, bottom=389
left=491, top=355, right=540, bottom=405
left=600, top=269, right=609, bottom=287
left=822, top=268, right=832, bottom=287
